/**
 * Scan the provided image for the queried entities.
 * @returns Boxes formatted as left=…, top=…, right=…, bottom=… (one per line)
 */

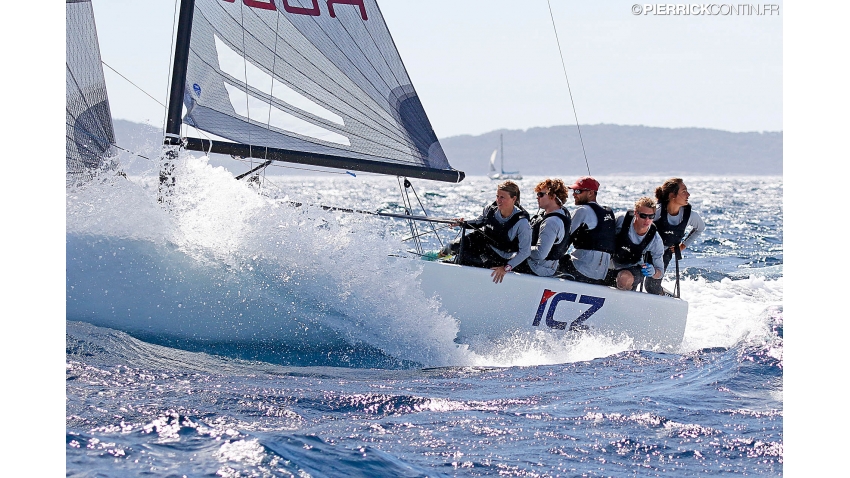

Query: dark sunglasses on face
left=572, top=189, right=588, bottom=194
left=536, top=191, right=548, bottom=198
left=636, top=212, right=654, bottom=219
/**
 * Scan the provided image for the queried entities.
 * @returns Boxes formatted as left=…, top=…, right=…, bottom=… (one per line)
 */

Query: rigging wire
left=546, top=0, right=592, bottom=176
left=238, top=0, right=255, bottom=165
left=241, top=160, right=354, bottom=176
left=401, top=223, right=453, bottom=244
left=111, top=143, right=151, bottom=161
left=101, top=61, right=166, bottom=108
left=404, top=179, right=445, bottom=248
left=398, top=177, right=423, bottom=254
left=70, top=62, right=152, bottom=163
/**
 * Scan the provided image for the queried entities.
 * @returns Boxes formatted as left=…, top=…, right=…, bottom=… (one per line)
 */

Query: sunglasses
left=536, top=191, right=549, bottom=198
left=572, top=189, right=588, bottom=194
left=636, top=212, right=654, bottom=219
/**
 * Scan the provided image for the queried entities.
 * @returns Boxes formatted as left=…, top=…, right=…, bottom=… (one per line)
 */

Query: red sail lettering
left=282, top=0, right=320, bottom=16
left=243, top=0, right=277, bottom=10
left=327, top=0, right=367, bottom=20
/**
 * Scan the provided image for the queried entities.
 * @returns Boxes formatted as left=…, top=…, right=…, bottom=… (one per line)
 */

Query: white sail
left=171, top=0, right=463, bottom=182
left=66, top=0, right=116, bottom=184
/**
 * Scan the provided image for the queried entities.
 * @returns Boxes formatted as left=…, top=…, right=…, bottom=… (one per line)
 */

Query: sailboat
left=68, top=0, right=688, bottom=352
left=488, top=133, right=522, bottom=180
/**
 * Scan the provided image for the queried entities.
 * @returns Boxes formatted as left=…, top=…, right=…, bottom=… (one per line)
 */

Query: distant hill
left=441, top=125, right=782, bottom=176
left=111, top=119, right=782, bottom=177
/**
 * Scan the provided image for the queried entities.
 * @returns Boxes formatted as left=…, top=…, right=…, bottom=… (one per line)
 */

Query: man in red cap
left=557, top=176, right=616, bottom=284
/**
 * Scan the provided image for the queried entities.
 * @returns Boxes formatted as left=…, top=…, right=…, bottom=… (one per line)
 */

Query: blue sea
left=66, top=156, right=782, bottom=476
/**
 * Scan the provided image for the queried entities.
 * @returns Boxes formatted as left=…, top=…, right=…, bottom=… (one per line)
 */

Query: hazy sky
left=90, top=0, right=782, bottom=137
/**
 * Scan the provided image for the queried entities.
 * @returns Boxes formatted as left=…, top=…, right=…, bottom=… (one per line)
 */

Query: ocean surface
left=66, top=155, right=782, bottom=476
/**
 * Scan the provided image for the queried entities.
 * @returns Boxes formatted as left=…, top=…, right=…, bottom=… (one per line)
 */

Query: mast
left=160, top=0, right=195, bottom=204
left=164, top=0, right=195, bottom=144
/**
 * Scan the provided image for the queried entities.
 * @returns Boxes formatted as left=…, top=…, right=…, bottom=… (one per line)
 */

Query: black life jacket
left=654, top=203, right=691, bottom=248
left=479, top=202, right=530, bottom=253
left=613, top=211, right=658, bottom=265
left=569, top=202, right=615, bottom=254
left=530, top=208, right=572, bottom=260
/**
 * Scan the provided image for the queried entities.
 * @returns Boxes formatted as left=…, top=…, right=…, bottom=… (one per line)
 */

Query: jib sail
left=66, top=0, right=116, bottom=184
left=167, top=0, right=463, bottom=182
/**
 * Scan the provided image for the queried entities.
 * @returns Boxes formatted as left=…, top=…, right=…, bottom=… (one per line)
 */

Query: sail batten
left=174, top=0, right=462, bottom=182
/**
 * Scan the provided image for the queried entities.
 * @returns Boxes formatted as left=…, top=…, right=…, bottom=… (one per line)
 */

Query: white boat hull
left=66, top=235, right=687, bottom=353
left=415, top=260, right=688, bottom=351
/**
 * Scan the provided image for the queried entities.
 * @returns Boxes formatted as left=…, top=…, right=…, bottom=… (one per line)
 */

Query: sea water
left=66, top=155, right=782, bottom=476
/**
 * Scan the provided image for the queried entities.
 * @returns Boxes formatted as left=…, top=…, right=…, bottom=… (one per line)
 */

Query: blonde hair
left=535, top=178, right=568, bottom=206
left=498, top=180, right=521, bottom=206
left=634, top=196, right=656, bottom=210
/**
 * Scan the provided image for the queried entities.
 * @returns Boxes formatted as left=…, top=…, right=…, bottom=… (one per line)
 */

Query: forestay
left=66, top=0, right=117, bottom=185
left=176, top=0, right=463, bottom=182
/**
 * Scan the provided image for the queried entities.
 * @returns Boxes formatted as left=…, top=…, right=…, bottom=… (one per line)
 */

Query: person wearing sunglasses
left=557, top=176, right=616, bottom=284
left=512, top=179, right=572, bottom=277
left=442, top=180, right=532, bottom=284
left=605, top=197, right=665, bottom=291
left=644, top=178, right=706, bottom=296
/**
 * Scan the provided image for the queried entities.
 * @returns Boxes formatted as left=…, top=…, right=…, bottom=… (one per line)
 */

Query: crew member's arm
left=680, top=209, right=706, bottom=250
left=508, top=218, right=532, bottom=268
left=646, top=233, right=666, bottom=279
left=530, top=217, right=559, bottom=261
left=613, top=213, right=626, bottom=235
left=568, top=205, right=593, bottom=238
left=491, top=218, right=532, bottom=284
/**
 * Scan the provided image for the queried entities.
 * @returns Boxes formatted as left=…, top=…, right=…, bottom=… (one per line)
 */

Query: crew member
left=445, top=180, right=531, bottom=284
left=558, top=176, right=615, bottom=284
left=606, top=197, right=665, bottom=291
left=514, top=178, right=571, bottom=277
left=645, top=178, right=706, bottom=295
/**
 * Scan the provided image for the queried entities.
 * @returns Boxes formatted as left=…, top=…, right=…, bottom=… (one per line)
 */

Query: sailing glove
left=641, top=264, right=655, bottom=277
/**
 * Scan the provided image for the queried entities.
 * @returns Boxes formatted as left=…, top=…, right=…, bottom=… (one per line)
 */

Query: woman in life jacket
left=644, top=178, right=706, bottom=295
left=513, top=178, right=571, bottom=277
left=444, top=180, right=532, bottom=284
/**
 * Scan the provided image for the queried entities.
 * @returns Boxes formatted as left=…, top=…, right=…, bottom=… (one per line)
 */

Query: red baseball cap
left=569, top=176, right=600, bottom=191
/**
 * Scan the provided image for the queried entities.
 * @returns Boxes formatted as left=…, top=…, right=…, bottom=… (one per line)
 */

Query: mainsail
left=167, top=0, right=463, bottom=182
left=66, top=0, right=117, bottom=184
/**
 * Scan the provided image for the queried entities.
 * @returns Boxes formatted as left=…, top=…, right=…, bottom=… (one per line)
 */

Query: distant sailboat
left=488, top=133, right=522, bottom=180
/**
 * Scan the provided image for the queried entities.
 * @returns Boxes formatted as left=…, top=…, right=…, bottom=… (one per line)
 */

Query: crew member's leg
left=455, top=232, right=488, bottom=268
left=644, top=250, right=672, bottom=295
left=616, top=269, right=635, bottom=290
left=559, top=257, right=605, bottom=285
